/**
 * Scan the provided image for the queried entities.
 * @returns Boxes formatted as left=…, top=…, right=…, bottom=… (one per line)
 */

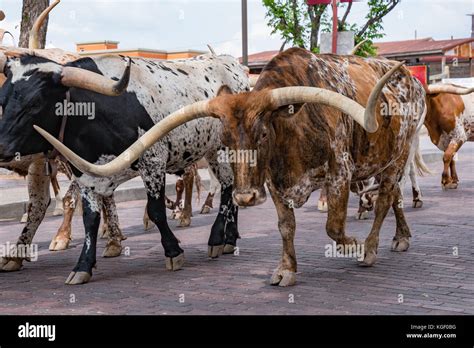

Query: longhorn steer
left=423, top=85, right=474, bottom=189
left=0, top=0, right=125, bottom=269
left=0, top=51, right=126, bottom=270
left=39, top=48, right=426, bottom=287
left=0, top=50, right=248, bottom=284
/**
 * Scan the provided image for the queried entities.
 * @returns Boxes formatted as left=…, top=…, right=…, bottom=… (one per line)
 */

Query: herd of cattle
left=0, top=1, right=472, bottom=286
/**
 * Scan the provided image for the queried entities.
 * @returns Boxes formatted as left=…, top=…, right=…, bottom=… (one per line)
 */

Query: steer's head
left=0, top=52, right=130, bottom=163
left=0, top=55, right=67, bottom=161
left=208, top=87, right=280, bottom=206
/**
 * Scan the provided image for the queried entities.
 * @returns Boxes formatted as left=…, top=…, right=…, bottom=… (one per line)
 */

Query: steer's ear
left=270, top=102, right=306, bottom=118
left=208, top=85, right=234, bottom=119
left=216, top=85, right=234, bottom=97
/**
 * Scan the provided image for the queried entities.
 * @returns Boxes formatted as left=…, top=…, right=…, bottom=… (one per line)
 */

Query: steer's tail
left=193, top=164, right=203, bottom=204
left=414, top=144, right=432, bottom=176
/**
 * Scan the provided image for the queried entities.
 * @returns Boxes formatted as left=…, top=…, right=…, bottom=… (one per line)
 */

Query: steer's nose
left=233, top=191, right=257, bottom=207
left=233, top=187, right=268, bottom=207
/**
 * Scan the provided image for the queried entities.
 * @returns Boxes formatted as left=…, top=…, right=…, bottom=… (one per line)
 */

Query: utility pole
left=308, top=0, right=358, bottom=54
left=331, top=0, right=338, bottom=54
left=242, top=0, right=248, bottom=66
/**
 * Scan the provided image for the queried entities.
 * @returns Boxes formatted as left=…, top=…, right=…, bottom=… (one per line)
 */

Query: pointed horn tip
left=113, top=58, right=132, bottom=94
left=34, top=125, right=63, bottom=150
left=207, top=44, right=216, bottom=56
left=349, top=38, right=369, bottom=55
left=33, top=125, right=47, bottom=137
left=33, top=125, right=53, bottom=143
left=28, top=0, right=62, bottom=49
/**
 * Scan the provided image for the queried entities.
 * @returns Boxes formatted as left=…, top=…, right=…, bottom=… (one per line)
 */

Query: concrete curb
left=0, top=152, right=443, bottom=221
left=0, top=179, right=211, bottom=221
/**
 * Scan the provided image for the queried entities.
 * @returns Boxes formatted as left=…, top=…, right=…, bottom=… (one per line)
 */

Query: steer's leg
left=206, top=156, right=239, bottom=257
left=1, top=160, right=50, bottom=272
left=268, top=184, right=297, bottom=287
left=360, top=171, right=398, bottom=267
left=143, top=204, right=156, bottom=231
left=50, top=175, right=65, bottom=217
left=450, top=157, right=459, bottom=187
left=326, top=177, right=359, bottom=248
left=442, top=142, right=459, bottom=189
left=49, top=181, right=80, bottom=251
left=317, top=187, right=328, bottom=212
left=410, top=161, right=423, bottom=208
left=200, top=192, right=215, bottom=214
left=391, top=184, right=412, bottom=252
left=200, top=168, right=219, bottom=214
left=146, top=185, right=185, bottom=271
left=102, top=194, right=127, bottom=258
left=65, top=187, right=102, bottom=285
left=170, top=179, right=184, bottom=220
left=138, top=148, right=185, bottom=270
left=177, top=170, right=193, bottom=227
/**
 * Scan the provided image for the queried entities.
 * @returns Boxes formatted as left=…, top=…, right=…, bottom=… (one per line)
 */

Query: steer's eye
left=258, top=130, right=268, bottom=145
left=29, top=99, right=42, bottom=111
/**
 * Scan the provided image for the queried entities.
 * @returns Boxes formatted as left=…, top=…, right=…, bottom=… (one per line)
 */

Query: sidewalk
left=0, top=170, right=211, bottom=221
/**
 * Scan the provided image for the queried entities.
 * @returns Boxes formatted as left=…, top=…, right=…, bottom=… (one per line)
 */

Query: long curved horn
left=29, top=0, right=61, bottom=49
left=270, top=61, right=404, bottom=133
left=34, top=100, right=211, bottom=176
left=249, top=75, right=259, bottom=88
left=348, top=39, right=368, bottom=55
left=60, top=58, right=131, bottom=96
left=0, top=29, right=15, bottom=46
left=427, top=84, right=474, bottom=95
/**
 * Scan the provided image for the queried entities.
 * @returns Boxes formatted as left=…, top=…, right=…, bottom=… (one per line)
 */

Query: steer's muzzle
left=233, top=187, right=267, bottom=207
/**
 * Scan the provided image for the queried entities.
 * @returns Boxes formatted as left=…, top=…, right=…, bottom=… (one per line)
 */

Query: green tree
left=263, top=0, right=401, bottom=56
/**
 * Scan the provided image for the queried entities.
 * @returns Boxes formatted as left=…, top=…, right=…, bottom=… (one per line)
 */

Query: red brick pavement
left=0, top=148, right=473, bottom=315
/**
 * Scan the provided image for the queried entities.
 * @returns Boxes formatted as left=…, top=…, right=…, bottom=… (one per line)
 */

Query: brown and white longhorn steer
left=204, top=50, right=426, bottom=286
left=37, top=48, right=427, bottom=287
left=424, top=85, right=474, bottom=189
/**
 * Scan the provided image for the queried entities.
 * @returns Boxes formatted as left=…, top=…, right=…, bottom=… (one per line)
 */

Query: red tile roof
left=375, top=38, right=474, bottom=56
left=239, top=50, right=280, bottom=64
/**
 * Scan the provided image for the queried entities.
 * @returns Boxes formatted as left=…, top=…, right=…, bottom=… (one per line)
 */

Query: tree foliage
left=263, top=0, right=401, bottom=56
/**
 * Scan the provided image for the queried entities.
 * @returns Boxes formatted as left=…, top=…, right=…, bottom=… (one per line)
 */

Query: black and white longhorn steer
left=0, top=52, right=249, bottom=284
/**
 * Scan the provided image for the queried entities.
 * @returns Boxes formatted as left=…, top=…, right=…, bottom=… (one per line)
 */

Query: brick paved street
left=0, top=146, right=473, bottom=315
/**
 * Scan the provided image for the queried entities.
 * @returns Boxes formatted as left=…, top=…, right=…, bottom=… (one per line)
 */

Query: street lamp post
left=242, top=0, right=248, bottom=66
